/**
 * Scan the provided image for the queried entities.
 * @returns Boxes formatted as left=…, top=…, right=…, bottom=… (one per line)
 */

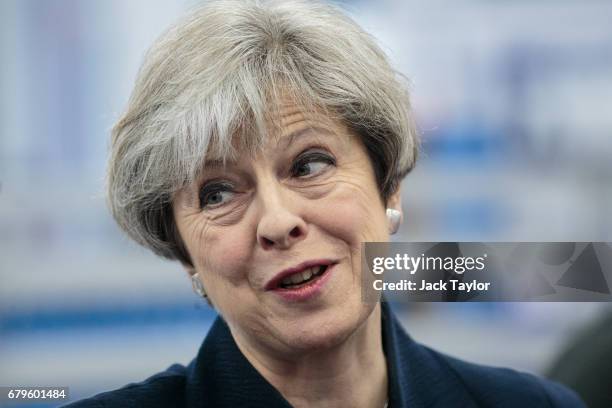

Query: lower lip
left=271, top=264, right=335, bottom=302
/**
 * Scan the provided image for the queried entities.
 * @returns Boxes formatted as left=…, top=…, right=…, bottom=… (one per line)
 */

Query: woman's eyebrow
left=199, top=157, right=241, bottom=174
left=202, top=159, right=233, bottom=169
left=280, top=126, right=333, bottom=149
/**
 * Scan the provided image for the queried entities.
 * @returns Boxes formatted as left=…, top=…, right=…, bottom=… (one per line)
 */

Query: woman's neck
left=231, top=303, right=388, bottom=408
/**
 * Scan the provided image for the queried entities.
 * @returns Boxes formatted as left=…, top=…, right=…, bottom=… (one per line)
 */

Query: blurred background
left=1, top=0, right=611, bottom=406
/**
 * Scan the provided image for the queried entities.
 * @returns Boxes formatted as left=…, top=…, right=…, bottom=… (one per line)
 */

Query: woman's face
left=173, top=103, right=394, bottom=356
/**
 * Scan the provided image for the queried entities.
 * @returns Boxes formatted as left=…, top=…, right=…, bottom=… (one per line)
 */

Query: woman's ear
left=387, top=186, right=403, bottom=219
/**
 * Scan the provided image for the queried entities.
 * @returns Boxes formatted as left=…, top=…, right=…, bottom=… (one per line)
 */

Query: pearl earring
left=386, top=208, right=401, bottom=235
left=191, top=273, right=208, bottom=300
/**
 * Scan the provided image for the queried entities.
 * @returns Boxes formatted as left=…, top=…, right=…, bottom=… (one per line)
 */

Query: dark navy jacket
left=64, top=302, right=585, bottom=407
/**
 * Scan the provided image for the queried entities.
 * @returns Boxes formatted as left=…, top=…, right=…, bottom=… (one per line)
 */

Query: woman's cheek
left=198, top=226, right=253, bottom=282
left=313, top=186, right=387, bottom=248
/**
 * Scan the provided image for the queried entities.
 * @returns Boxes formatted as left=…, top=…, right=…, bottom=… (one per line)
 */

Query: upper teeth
left=280, top=266, right=324, bottom=286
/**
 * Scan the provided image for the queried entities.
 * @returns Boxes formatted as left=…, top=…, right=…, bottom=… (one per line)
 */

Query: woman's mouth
left=266, top=260, right=336, bottom=302
left=278, top=265, right=327, bottom=289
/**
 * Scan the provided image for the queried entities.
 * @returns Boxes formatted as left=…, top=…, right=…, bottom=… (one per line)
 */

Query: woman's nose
left=255, top=190, right=308, bottom=250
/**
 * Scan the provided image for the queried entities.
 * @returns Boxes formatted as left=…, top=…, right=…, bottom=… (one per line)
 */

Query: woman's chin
left=273, top=301, right=375, bottom=354
left=284, top=327, right=350, bottom=352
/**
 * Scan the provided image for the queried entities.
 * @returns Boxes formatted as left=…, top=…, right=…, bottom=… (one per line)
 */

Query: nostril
left=289, top=227, right=301, bottom=238
left=258, top=225, right=305, bottom=249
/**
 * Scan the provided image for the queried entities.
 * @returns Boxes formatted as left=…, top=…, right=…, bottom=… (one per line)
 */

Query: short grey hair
left=108, top=0, right=418, bottom=265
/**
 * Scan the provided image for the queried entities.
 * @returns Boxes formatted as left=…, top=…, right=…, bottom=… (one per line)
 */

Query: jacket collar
left=184, top=302, right=474, bottom=407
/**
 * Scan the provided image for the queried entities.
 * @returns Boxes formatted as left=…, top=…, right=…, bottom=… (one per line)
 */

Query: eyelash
left=198, top=150, right=336, bottom=209
left=199, top=182, right=235, bottom=210
left=290, top=151, right=336, bottom=178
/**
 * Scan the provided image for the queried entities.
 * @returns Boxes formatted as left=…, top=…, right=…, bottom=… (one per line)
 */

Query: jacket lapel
left=381, top=301, right=478, bottom=408
left=185, top=316, right=292, bottom=407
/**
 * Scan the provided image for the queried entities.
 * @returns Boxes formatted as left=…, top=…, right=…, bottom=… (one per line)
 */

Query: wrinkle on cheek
left=206, top=198, right=251, bottom=227
left=178, top=214, right=215, bottom=272
left=175, top=195, right=250, bottom=279
left=316, top=170, right=387, bottom=266
left=335, top=173, right=384, bottom=210
left=190, top=222, right=254, bottom=288
left=293, top=178, right=337, bottom=200
left=294, top=155, right=377, bottom=205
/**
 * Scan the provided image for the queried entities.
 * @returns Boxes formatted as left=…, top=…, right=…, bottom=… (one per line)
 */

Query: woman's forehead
left=204, top=102, right=347, bottom=164
left=269, top=98, right=338, bottom=134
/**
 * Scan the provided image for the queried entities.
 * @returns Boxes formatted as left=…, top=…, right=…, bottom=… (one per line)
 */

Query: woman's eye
left=291, top=152, right=335, bottom=178
left=199, top=183, right=235, bottom=209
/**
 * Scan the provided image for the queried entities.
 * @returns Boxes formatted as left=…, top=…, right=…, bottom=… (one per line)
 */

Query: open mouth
left=278, top=265, right=328, bottom=289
